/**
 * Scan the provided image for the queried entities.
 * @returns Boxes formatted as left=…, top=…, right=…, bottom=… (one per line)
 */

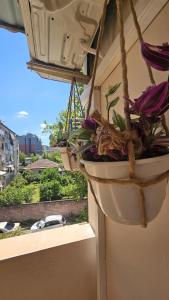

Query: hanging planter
left=81, top=154, right=169, bottom=225
left=57, top=78, right=84, bottom=171
left=59, top=147, right=79, bottom=171
left=69, top=0, right=169, bottom=227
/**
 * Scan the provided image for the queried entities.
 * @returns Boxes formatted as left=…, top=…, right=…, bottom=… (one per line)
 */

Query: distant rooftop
left=24, top=159, right=59, bottom=171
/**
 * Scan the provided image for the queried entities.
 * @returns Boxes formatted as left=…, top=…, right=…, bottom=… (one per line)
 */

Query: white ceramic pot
left=81, top=154, right=169, bottom=225
left=59, top=147, right=79, bottom=171
left=60, top=147, right=71, bottom=171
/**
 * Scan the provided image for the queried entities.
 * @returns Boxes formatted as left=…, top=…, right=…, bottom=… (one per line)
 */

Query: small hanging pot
left=81, top=153, right=169, bottom=225
left=59, top=78, right=84, bottom=172
left=60, top=147, right=79, bottom=171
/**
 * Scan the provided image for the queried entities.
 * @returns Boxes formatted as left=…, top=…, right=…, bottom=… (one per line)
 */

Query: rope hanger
left=128, top=0, right=169, bottom=136
left=65, top=78, right=85, bottom=136
left=86, top=0, right=108, bottom=117
left=82, top=0, right=169, bottom=227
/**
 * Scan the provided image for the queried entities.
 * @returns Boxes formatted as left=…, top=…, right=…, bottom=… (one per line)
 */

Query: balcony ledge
left=0, top=223, right=95, bottom=261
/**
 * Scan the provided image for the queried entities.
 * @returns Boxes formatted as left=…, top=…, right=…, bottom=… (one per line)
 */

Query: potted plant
left=69, top=40, right=169, bottom=225
left=48, top=119, right=79, bottom=172
left=57, top=81, right=84, bottom=171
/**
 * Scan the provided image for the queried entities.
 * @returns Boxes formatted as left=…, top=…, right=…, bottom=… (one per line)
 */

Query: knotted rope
left=80, top=0, right=169, bottom=227
left=128, top=0, right=169, bottom=136
left=65, top=78, right=74, bottom=135
left=65, top=78, right=85, bottom=135
left=116, top=0, right=149, bottom=227
left=80, top=162, right=169, bottom=227
left=86, top=0, right=108, bottom=117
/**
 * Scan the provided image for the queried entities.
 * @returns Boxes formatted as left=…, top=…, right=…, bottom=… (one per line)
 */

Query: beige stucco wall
left=0, top=224, right=97, bottom=300
left=100, top=2, right=169, bottom=300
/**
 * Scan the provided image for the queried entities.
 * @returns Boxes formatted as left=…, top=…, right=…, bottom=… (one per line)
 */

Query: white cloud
left=17, top=111, right=29, bottom=118
left=40, top=123, right=47, bottom=129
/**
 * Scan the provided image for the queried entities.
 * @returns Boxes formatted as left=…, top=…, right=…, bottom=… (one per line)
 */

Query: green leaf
left=108, top=97, right=119, bottom=111
left=112, top=110, right=126, bottom=132
left=105, top=83, right=121, bottom=97
left=68, top=128, right=93, bottom=142
left=75, top=142, right=95, bottom=154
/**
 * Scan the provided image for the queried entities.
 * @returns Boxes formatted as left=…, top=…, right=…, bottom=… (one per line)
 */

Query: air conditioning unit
left=19, top=0, right=107, bottom=83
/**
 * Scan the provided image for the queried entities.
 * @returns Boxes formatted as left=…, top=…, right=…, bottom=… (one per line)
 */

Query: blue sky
left=0, top=29, right=70, bottom=145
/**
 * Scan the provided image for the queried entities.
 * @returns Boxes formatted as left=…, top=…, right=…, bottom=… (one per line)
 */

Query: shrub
left=61, top=172, right=87, bottom=199
left=0, top=185, right=33, bottom=206
left=10, top=174, right=27, bottom=188
left=22, top=170, right=41, bottom=184
left=40, top=180, right=62, bottom=201
left=43, top=151, right=62, bottom=163
left=40, top=168, right=60, bottom=183
left=21, top=186, right=33, bottom=203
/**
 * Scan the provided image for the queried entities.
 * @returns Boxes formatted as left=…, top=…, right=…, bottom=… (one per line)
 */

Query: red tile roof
left=24, top=159, right=59, bottom=170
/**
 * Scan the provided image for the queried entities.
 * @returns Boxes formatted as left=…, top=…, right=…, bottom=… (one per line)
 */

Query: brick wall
left=0, top=199, right=87, bottom=222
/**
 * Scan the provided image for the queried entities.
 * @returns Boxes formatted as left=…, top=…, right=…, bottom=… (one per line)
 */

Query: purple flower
left=82, top=118, right=97, bottom=130
left=129, top=81, right=169, bottom=117
left=141, top=42, right=169, bottom=71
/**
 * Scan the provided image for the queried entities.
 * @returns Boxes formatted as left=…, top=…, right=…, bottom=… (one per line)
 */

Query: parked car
left=31, top=215, right=66, bottom=232
left=0, top=222, right=20, bottom=233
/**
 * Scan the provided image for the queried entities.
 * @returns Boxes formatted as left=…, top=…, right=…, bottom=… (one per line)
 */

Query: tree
left=30, top=153, right=39, bottom=162
left=40, top=181, right=62, bottom=201
left=0, top=185, right=33, bottom=206
left=42, top=151, right=62, bottom=163
left=19, top=151, right=26, bottom=166
left=42, top=83, right=84, bottom=146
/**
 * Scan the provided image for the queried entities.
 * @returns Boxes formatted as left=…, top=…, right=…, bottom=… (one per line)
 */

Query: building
left=18, top=133, right=42, bottom=154
left=24, top=158, right=59, bottom=173
left=0, top=121, right=19, bottom=188
left=1, top=1, right=169, bottom=300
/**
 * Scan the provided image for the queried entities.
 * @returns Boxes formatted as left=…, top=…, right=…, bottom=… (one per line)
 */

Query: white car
left=0, top=222, right=20, bottom=233
left=31, top=215, right=66, bottom=232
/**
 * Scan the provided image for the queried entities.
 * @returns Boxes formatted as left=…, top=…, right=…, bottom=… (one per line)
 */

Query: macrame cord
left=65, top=78, right=74, bottom=136
left=64, top=78, right=85, bottom=171
left=65, top=78, right=84, bottom=136
left=129, top=0, right=169, bottom=136
left=86, top=0, right=108, bottom=117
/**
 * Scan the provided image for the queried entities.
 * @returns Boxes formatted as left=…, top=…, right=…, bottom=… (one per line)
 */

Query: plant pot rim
left=80, top=153, right=169, bottom=167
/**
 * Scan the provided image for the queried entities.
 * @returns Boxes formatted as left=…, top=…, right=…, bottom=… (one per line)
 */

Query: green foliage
left=0, top=185, right=33, bottom=206
left=105, top=83, right=121, bottom=122
left=43, top=84, right=84, bottom=146
left=75, top=207, right=88, bottom=223
left=30, top=153, right=39, bottom=162
left=107, top=97, right=119, bottom=112
left=22, top=170, right=41, bottom=184
left=42, top=151, right=62, bottom=163
left=105, top=82, right=121, bottom=97
left=19, top=151, right=26, bottom=166
left=0, top=228, right=25, bottom=240
left=10, top=174, right=27, bottom=188
left=68, top=207, right=88, bottom=224
left=61, top=172, right=87, bottom=199
left=40, top=168, right=60, bottom=182
left=0, top=167, right=87, bottom=205
left=112, top=110, right=126, bottom=132
left=40, top=180, right=61, bottom=201
left=42, top=111, right=68, bottom=146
